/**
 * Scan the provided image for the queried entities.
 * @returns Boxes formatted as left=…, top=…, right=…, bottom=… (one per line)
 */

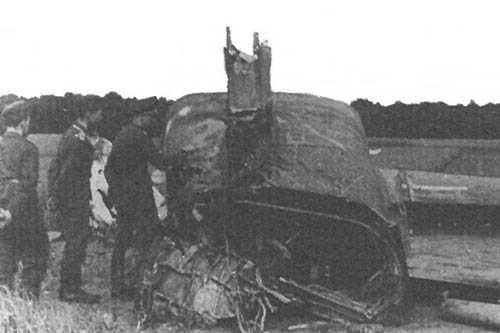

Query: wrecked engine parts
left=138, top=28, right=409, bottom=332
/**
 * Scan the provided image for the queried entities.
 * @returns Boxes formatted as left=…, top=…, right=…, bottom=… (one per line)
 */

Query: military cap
left=1, top=100, right=29, bottom=127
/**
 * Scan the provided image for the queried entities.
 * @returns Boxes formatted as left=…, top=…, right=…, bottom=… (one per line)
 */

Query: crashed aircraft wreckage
left=138, top=28, right=410, bottom=331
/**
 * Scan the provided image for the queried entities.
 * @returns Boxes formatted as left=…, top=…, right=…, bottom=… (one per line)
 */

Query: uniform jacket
left=105, top=124, right=165, bottom=222
left=0, top=131, right=41, bottom=232
left=47, top=124, right=94, bottom=215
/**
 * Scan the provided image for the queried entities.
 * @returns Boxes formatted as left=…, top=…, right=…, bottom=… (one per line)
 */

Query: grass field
left=0, top=288, right=110, bottom=332
left=368, top=137, right=500, bottom=178
left=1, top=238, right=133, bottom=332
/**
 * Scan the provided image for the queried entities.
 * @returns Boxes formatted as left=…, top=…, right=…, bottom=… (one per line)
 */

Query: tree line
left=0, top=92, right=173, bottom=140
left=352, top=99, right=500, bottom=139
left=2, top=93, right=500, bottom=140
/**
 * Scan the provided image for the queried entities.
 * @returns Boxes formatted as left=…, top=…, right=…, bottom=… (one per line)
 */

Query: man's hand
left=0, top=208, right=12, bottom=229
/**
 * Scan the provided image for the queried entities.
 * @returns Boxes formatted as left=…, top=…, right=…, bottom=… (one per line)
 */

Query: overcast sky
left=1, top=0, right=499, bottom=105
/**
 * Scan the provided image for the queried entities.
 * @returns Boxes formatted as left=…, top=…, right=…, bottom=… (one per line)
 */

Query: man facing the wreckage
left=0, top=101, right=49, bottom=299
left=47, top=97, right=103, bottom=304
left=105, top=109, right=178, bottom=301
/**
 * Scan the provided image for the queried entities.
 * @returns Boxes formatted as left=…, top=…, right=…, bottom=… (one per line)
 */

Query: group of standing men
left=0, top=99, right=172, bottom=304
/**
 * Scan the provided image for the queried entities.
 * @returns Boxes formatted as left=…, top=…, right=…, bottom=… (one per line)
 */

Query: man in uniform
left=105, top=110, right=169, bottom=300
left=0, top=100, right=49, bottom=299
left=47, top=97, right=103, bottom=304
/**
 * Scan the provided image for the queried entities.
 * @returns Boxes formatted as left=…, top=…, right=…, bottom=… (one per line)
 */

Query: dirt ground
left=39, top=233, right=500, bottom=332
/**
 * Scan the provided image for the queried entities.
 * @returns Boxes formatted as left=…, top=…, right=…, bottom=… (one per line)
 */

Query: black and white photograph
left=1, top=1, right=500, bottom=332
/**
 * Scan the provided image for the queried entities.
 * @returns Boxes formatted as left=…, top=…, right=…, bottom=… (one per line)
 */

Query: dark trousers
left=111, top=206, right=156, bottom=292
left=60, top=213, right=90, bottom=292
left=0, top=226, right=49, bottom=298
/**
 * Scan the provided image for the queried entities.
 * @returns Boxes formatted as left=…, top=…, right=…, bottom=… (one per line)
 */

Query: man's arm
left=144, top=134, right=166, bottom=170
left=52, top=139, right=91, bottom=205
left=47, top=159, right=58, bottom=199
left=47, top=136, right=71, bottom=198
left=103, top=153, right=120, bottom=205
left=0, top=144, right=38, bottom=226
left=19, top=144, right=39, bottom=192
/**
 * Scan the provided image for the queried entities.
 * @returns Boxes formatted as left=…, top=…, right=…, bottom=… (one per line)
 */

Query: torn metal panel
left=225, top=27, right=272, bottom=113
left=278, top=278, right=379, bottom=322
